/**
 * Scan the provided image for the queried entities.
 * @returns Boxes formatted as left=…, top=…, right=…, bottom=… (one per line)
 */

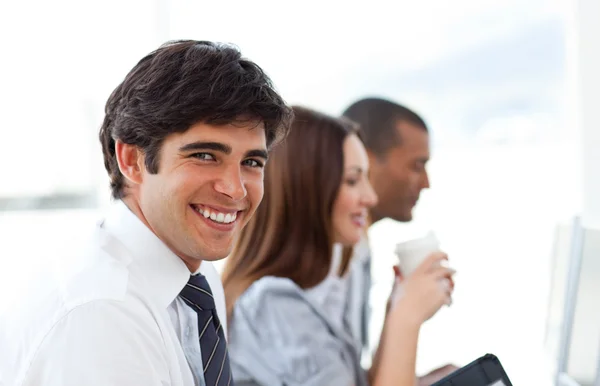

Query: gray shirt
left=343, top=237, right=372, bottom=365
left=228, top=276, right=368, bottom=386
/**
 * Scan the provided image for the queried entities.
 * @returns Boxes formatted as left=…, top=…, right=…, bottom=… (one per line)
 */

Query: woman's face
left=331, top=134, right=378, bottom=246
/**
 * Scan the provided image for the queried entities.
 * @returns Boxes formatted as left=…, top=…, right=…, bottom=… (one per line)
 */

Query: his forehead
left=394, top=120, right=429, bottom=145
left=185, top=120, right=266, bottom=138
left=382, top=121, right=430, bottom=160
left=166, top=120, right=267, bottom=153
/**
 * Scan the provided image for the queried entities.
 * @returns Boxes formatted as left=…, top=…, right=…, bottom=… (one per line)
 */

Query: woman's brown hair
left=222, top=106, right=359, bottom=316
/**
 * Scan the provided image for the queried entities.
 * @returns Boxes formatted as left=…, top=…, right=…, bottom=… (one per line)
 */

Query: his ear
left=115, top=140, right=145, bottom=187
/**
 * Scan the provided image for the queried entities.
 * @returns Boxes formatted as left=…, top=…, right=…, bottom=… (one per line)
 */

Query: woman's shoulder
left=233, top=276, right=311, bottom=322
left=231, top=276, right=338, bottom=344
left=228, top=276, right=358, bottom=386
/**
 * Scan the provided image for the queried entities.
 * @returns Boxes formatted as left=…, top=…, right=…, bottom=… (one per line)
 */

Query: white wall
left=558, top=0, right=600, bottom=382
left=575, top=0, right=600, bottom=228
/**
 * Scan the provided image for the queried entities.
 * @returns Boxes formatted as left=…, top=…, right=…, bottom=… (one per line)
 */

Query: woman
left=222, top=106, right=454, bottom=386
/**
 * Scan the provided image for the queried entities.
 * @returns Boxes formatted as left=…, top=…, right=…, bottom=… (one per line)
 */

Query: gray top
left=228, top=276, right=369, bottom=386
left=343, top=237, right=372, bottom=363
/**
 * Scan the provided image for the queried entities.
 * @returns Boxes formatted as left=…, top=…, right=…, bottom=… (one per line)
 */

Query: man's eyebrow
left=246, top=149, right=268, bottom=160
left=178, top=142, right=232, bottom=154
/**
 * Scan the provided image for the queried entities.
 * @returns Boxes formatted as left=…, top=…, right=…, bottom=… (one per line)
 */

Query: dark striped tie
left=179, top=274, right=232, bottom=386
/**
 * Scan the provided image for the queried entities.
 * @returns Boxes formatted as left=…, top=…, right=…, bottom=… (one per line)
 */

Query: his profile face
left=369, top=121, right=430, bottom=222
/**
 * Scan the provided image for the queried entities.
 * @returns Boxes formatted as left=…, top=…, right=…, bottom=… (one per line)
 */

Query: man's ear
left=115, top=140, right=145, bottom=187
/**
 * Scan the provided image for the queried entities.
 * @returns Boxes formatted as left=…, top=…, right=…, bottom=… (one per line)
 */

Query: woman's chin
left=342, top=234, right=362, bottom=247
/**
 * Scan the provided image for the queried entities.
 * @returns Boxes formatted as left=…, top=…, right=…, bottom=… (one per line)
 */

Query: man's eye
left=192, top=153, right=215, bottom=161
left=243, top=159, right=264, bottom=168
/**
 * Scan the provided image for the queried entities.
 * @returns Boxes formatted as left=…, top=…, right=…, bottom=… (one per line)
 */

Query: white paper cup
left=394, top=231, right=441, bottom=277
left=393, top=232, right=455, bottom=310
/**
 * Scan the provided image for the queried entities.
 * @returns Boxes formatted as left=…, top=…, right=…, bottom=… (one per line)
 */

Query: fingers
left=439, top=278, right=451, bottom=292
left=415, top=252, right=448, bottom=274
left=438, top=278, right=453, bottom=306
left=429, top=266, right=456, bottom=281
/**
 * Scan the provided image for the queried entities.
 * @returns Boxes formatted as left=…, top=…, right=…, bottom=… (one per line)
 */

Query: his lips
left=190, top=204, right=240, bottom=224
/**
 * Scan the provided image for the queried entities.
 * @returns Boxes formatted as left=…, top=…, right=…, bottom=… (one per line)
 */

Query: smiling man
left=1, top=40, right=292, bottom=386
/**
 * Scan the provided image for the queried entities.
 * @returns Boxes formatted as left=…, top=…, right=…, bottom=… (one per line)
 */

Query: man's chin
left=200, top=244, right=235, bottom=261
left=390, top=212, right=413, bottom=223
left=198, top=247, right=232, bottom=261
left=200, top=254, right=230, bottom=262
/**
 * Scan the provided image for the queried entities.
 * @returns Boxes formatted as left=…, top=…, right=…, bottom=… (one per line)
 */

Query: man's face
left=136, top=122, right=267, bottom=269
left=369, top=121, right=430, bottom=222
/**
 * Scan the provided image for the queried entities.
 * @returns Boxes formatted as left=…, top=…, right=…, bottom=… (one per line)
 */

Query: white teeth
left=194, top=206, right=237, bottom=224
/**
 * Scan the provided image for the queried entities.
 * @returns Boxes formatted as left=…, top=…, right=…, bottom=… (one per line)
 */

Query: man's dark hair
left=99, top=40, right=293, bottom=199
left=342, top=97, right=427, bottom=157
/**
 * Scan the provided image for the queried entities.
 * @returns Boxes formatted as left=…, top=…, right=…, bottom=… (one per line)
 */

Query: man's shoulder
left=0, top=232, right=144, bottom=386
left=50, top=226, right=133, bottom=304
left=0, top=226, right=137, bottom=361
left=2, top=296, right=167, bottom=386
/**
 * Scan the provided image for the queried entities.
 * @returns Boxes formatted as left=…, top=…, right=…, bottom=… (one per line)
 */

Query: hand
left=391, top=252, right=455, bottom=325
left=397, top=262, right=455, bottom=294
left=388, top=261, right=456, bottom=314
left=418, top=364, right=460, bottom=386
left=384, top=266, right=402, bottom=316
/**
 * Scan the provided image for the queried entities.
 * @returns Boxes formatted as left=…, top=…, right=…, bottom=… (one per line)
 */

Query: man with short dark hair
left=343, top=97, right=457, bottom=385
left=1, top=40, right=292, bottom=386
left=344, top=97, right=430, bottom=224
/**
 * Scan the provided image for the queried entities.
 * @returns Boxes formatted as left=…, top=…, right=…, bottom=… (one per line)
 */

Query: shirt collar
left=354, top=236, right=371, bottom=263
left=329, top=243, right=344, bottom=276
left=100, top=200, right=191, bottom=309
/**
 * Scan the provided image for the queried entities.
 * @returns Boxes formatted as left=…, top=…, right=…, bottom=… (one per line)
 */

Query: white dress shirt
left=0, top=200, right=227, bottom=386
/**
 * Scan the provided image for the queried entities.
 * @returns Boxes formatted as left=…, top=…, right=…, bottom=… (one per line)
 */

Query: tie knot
left=179, top=274, right=216, bottom=311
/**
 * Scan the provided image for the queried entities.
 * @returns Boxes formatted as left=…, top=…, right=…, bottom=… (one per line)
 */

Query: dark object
left=431, top=354, right=513, bottom=386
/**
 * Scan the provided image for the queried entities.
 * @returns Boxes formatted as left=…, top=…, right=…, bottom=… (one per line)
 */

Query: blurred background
left=1, top=0, right=599, bottom=384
